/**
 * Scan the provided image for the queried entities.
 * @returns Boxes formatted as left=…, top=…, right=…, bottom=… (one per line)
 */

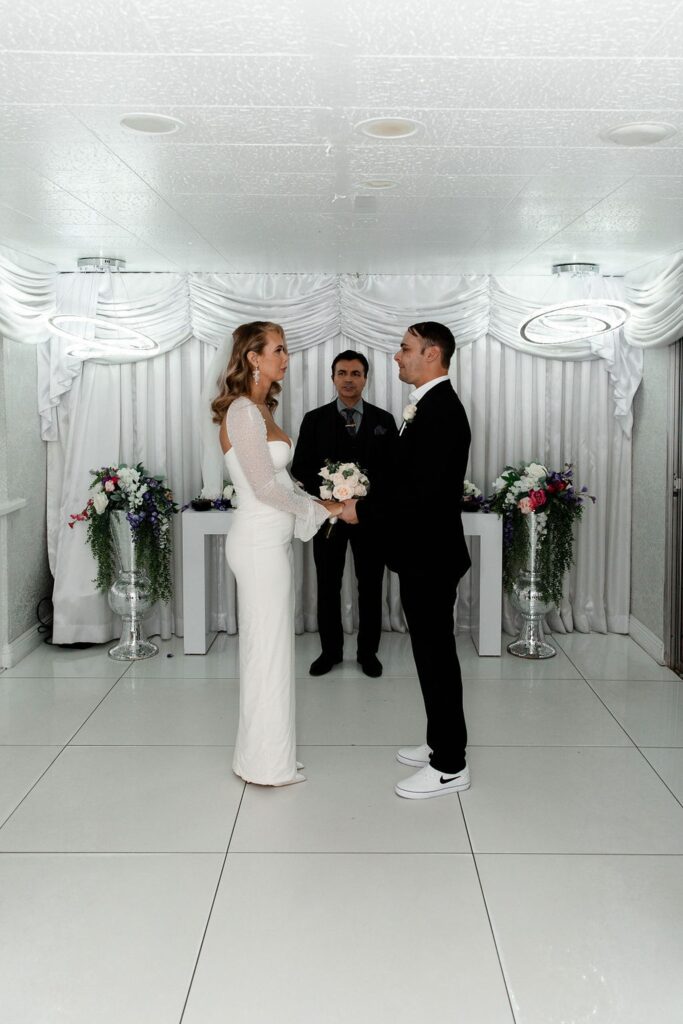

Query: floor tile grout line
left=459, top=796, right=519, bottom=1024
left=62, top=675, right=129, bottom=747
left=580, top=677, right=683, bottom=778
left=178, top=781, right=247, bottom=1024
left=3, top=849, right=683, bottom=857
left=0, top=675, right=123, bottom=833
left=632, top=747, right=683, bottom=814
left=0, top=745, right=67, bottom=832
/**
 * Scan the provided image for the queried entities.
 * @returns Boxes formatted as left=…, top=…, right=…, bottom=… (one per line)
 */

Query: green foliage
left=488, top=461, right=593, bottom=607
left=69, top=463, right=177, bottom=604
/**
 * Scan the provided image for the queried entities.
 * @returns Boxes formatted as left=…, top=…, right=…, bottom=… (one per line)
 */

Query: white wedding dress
left=224, top=397, right=329, bottom=785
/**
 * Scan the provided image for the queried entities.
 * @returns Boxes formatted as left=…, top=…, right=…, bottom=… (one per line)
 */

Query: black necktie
left=342, top=408, right=357, bottom=436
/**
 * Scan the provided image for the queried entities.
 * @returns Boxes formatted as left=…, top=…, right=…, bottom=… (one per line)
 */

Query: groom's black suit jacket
left=359, top=379, right=471, bottom=578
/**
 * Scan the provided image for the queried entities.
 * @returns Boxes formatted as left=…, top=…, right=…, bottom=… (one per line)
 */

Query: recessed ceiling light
left=120, top=112, right=184, bottom=135
left=354, top=117, right=422, bottom=139
left=357, top=179, right=398, bottom=190
left=600, top=122, right=677, bottom=147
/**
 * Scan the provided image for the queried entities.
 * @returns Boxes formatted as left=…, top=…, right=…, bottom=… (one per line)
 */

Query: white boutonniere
left=402, top=403, right=418, bottom=425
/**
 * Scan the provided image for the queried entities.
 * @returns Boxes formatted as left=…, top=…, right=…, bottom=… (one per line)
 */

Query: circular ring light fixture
left=552, top=262, right=600, bottom=277
left=120, top=112, right=185, bottom=135
left=520, top=300, right=630, bottom=346
left=354, top=117, right=422, bottom=139
left=77, top=257, right=126, bottom=272
left=47, top=315, right=160, bottom=359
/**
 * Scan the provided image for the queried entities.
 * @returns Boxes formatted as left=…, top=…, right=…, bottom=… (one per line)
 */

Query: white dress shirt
left=408, top=374, right=450, bottom=405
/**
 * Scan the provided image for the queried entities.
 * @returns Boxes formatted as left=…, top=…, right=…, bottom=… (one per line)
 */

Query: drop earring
left=253, top=366, right=260, bottom=384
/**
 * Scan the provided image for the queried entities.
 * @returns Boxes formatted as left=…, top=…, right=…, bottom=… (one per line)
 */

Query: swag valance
left=2, top=247, right=681, bottom=443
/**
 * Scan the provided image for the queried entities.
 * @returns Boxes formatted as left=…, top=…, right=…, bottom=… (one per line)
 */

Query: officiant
left=292, top=350, right=399, bottom=678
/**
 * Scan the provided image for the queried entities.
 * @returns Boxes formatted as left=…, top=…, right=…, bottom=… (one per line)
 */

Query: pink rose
left=518, top=497, right=532, bottom=514
left=529, top=488, right=547, bottom=510
left=104, top=480, right=116, bottom=492
left=332, top=483, right=354, bottom=501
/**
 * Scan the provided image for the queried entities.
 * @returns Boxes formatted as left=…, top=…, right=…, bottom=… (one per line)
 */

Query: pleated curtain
left=4, top=242, right=677, bottom=644
left=26, top=269, right=639, bottom=644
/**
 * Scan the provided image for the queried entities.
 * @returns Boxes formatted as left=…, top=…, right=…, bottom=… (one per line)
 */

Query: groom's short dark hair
left=331, top=350, right=369, bottom=377
left=408, top=322, right=455, bottom=369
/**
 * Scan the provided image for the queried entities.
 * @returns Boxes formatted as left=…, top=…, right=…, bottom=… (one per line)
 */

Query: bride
left=211, top=322, right=343, bottom=787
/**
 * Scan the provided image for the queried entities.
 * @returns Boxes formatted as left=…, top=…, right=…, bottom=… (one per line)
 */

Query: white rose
left=320, top=466, right=332, bottom=481
left=223, top=484, right=234, bottom=499
left=402, top=403, right=418, bottom=423
left=526, top=462, right=547, bottom=483
left=463, top=480, right=482, bottom=498
left=93, top=491, right=109, bottom=515
left=331, top=471, right=346, bottom=486
left=355, top=483, right=367, bottom=497
left=319, top=484, right=333, bottom=499
left=332, top=483, right=354, bottom=501
left=344, top=471, right=360, bottom=488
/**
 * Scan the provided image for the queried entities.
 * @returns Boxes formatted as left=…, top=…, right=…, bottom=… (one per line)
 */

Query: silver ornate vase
left=107, top=510, right=158, bottom=661
left=507, top=512, right=556, bottom=659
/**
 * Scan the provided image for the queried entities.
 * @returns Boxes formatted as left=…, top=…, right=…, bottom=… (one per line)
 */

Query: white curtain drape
left=4, top=241, right=675, bottom=643
left=624, top=252, right=683, bottom=349
left=32, top=270, right=638, bottom=644
left=0, top=244, right=55, bottom=344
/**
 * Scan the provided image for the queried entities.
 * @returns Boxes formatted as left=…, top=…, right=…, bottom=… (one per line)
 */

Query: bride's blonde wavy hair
left=211, top=321, right=284, bottom=424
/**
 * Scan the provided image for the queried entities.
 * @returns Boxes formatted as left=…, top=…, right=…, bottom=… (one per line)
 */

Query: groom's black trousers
left=399, top=568, right=467, bottom=775
left=313, top=521, right=384, bottom=661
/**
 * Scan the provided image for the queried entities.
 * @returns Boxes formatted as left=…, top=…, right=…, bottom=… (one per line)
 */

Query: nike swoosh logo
left=440, top=774, right=462, bottom=784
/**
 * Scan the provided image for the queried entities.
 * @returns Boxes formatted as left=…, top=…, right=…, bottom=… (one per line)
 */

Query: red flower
left=529, top=488, right=547, bottom=510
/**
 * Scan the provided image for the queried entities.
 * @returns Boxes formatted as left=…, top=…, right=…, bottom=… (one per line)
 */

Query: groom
left=341, top=322, right=471, bottom=799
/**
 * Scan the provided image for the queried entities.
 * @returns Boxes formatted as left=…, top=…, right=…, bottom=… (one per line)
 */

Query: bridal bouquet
left=69, top=463, right=178, bottom=601
left=318, top=459, right=369, bottom=536
left=488, top=462, right=595, bottom=604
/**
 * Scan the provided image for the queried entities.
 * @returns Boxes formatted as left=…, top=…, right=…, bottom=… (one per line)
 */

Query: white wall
left=0, top=338, right=51, bottom=661
left=630, top=346, right=670, bottom=645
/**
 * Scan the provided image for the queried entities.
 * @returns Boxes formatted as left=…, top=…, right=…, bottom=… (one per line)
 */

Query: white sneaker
left=396, top=743, right=433, bottom=767
left=395, top=764, right=470, bottom=800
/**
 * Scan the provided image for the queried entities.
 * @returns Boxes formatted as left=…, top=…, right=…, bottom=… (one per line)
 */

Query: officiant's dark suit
left=292, top=351, right=399, bottom=677
left=355, top=324, right=471, bottom=778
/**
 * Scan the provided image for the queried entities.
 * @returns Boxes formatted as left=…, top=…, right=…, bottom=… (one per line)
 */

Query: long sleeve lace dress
left=224, top=397, right=329, bottom=784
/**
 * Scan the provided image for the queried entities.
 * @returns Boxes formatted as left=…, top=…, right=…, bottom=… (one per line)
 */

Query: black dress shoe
left=309, top=654, right=342, bottom=676
left=358, top=654, right=383, bottom=677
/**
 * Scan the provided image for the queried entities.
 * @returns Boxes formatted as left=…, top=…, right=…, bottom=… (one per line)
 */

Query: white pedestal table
left=181, top=508, right=502, bottom=656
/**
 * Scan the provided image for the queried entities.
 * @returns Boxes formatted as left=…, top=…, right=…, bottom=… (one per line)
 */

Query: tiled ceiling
left=0, top=0, right=681, bottom=275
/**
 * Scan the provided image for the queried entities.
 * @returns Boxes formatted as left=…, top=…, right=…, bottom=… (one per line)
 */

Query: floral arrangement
left=488, top=462, right=595, bottom=605
left=189, top=483, right=235, bottom=511
left=69, top=463, right=178, bottom=602
left=319, top=459, right=369, bottom=536
left=461, top=479, right=488, bottom=511
left=318, top=459, right=369, bottom=502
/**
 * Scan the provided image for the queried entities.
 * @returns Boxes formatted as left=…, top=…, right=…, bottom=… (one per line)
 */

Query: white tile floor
left=0, top=630, right=682, bottom=1023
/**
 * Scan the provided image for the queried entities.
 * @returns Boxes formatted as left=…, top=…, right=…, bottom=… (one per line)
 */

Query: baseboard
left=629, top=616, right=665, bottom=666
left=0, top=623, right=44, bottom=669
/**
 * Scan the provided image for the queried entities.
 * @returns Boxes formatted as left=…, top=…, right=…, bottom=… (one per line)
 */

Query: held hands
left=339, top=498, right=359, bottom=524
left=319, top=499, right=344, bottom=518
left=317, top=498, right=360, bottom=523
